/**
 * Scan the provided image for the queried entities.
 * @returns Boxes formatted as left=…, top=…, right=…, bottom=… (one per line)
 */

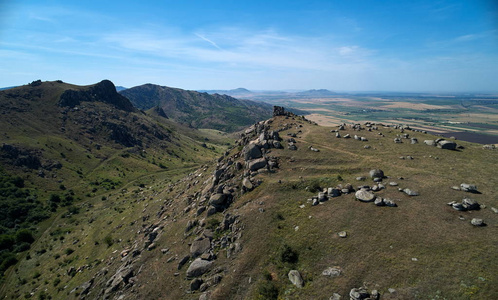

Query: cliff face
left=59, top=80, right=135, bottom=112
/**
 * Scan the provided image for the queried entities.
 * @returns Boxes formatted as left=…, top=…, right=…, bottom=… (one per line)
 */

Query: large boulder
left=288, top=270, right=304, bottom=288
left=209, top=193, right=227, bottom=206
left=244, top=143, right=262, bottom=161
left=190, top=238, right=211, bottom=258
left=369, top=169, right=384, bottom=178
left=437, top=140, right=457, bottom=150
left=355, top=190, right=376, bottom=202
left=424, top=140, right=436, bottom=146
left=248, top=157, right=267, bottom=171
left=186, top=258, right=213, bottom=277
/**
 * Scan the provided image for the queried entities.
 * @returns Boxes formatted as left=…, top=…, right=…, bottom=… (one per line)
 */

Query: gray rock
left=209, top=193, right=227, bottom=206
left=389, top=182, right=398, bottom=186
left=437, top=140, right=457, bottom=150
left=349, top=287, right=370, bottom=300
left=186, top=258, right=213, bottom=277
left=288, top=143, right=297, bottom=150
left=411, top=138, right=418, bottom=144
left=242, top=178, right=253, bottom=190
left=355, top=190, right=375, bottom=202
left=384, top=198, right=397, bottom=207
left=318, top=192, right=327, bottom=202
left=394, top=138, right=402, bottom=143
left=206, top=206, right=217, bottom=216
left=190, top=238, right=211, bottom=258
left=374, top=197, right=384, bottom=206
left=248, top=157, right=267, bottom=171
left=273, top=141, right=283, bottom=149
left=330, top=293, right=342, bottom=300
left=369, top=169, right=384, bottom=178
left=288, top=270, right=304, bottom=288
left=343, top=134, right=351, bottom=138
left=471, top=218, right=485, bottom=226
left=335, top=132, right=341, bottom=138
left=190, top=278, right=203, bottom=291
left=322, top=267, right=342, bottom=277
left=462, top=198, right=480, bottom=210
left=491, top=207, right=498, bottom=214
left=424, top=140, right=436, bottom=146
left=327, top=188, right=341, bottom=197
left=356, top=176, right=366, bottom=181
left=403, top=188, right=419, bottom=196
left=460, top=183, right=478, bottom=193
left=452, top=203, right=466, bottom=211
left=338, top=231, right=347, bottom=238
left=244, top=143, right=262, bottom=161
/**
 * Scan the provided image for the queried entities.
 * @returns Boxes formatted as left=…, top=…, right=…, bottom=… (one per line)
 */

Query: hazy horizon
left=1, top=0, right=498, bottom=92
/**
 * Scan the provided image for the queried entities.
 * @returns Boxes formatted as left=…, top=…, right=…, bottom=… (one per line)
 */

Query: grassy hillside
left=1, top=99, right=496, bottom=299
left=0, top=80, right=232, bottom=297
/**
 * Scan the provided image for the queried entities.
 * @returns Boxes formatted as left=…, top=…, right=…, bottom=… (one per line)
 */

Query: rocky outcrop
left=59, top=80, right=135, bottom=112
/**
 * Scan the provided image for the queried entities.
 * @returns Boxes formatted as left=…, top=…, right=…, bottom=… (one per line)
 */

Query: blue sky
left=1, top=0, right=497, bottom=92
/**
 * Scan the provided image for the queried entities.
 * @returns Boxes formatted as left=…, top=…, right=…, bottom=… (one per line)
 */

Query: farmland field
left=247, top=93, right=498, bottom=145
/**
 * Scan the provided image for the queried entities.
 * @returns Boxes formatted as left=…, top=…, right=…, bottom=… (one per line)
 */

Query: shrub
left=104, top=235, right=113, bottom=247
left=280, top=244, right=299, bottom=264
left=15, top=229, right=34, bottom=244
left=64, top=248, right=74, bottom=255
left=257, top=280, right=279, bottom=300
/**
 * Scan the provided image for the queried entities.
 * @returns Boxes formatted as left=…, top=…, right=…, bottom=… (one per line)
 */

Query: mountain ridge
left=120, top=84, right=273, bottom=132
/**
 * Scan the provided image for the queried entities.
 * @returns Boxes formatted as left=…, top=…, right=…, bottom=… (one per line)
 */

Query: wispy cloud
left=194, top=33, right=223, bottom=50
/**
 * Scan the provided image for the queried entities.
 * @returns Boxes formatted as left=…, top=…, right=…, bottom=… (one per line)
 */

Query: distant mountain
left=0, top=86, right=18, bottom=91
left=115, top=86, right=127, bottom=92
left=198, top=87, right=254, bottom=97
left=295, top=89, right=337, bottom=97
left=121, top=84, right=273, bottom=132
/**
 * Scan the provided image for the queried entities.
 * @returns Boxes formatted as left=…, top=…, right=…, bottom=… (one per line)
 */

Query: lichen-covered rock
left=186, top=258, right=213, bottom=277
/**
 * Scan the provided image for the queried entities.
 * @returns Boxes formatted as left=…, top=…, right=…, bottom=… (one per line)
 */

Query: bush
left=257, top=280, right=279, bottom=300
left=64, top=248, right=74, bottom=255
left=280, top=244, right=299, bottom=264
left=104, top=235, right=113, bottom=247
left=0, top=234, right=15, bottom=251
left=15, top=229, right=34, bottom=244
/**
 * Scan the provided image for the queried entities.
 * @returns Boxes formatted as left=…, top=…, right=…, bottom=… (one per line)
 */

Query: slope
left=120, top=84, right=273, bottom=132
left=0, top=79, right=232, bottom=296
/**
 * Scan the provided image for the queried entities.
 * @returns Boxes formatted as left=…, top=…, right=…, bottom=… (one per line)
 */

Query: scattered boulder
left=248, top=157, right=267, bottom=171
left=424, top=140, right=436, bottom=146
left=330, top=293, right=342, bottom=300
left=471, top=218, right=485, bottom=227
left=186, top=258, right=213, bottom=277
left=338, top=231, right=347, bottom=238
left=460, top=183, right=478, bottom=193
left=190, top=238, right=211, bottom=258
left=244, top=143, right=262, bottom=161
left=190, top=278, right=203, bottom=291
left=242, top=178, right=253, bottom=191
left=288, top=270, right=304, bottom=288
left=437, top=140, right=457, bottom=150
left=402, top=188, right=419, bottom=196
left=355, top=190, right=375, bottom=202
left=369, top=169, right=384, bottom=178
left=209, top=193, right=227, bottom=206
left=322, top=267, right=342, bottom=277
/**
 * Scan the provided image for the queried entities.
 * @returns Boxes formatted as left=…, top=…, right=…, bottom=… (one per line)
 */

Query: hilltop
left=1, top=101, right=496, bottom=299
left=120, top=84, right=273, bottom=132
